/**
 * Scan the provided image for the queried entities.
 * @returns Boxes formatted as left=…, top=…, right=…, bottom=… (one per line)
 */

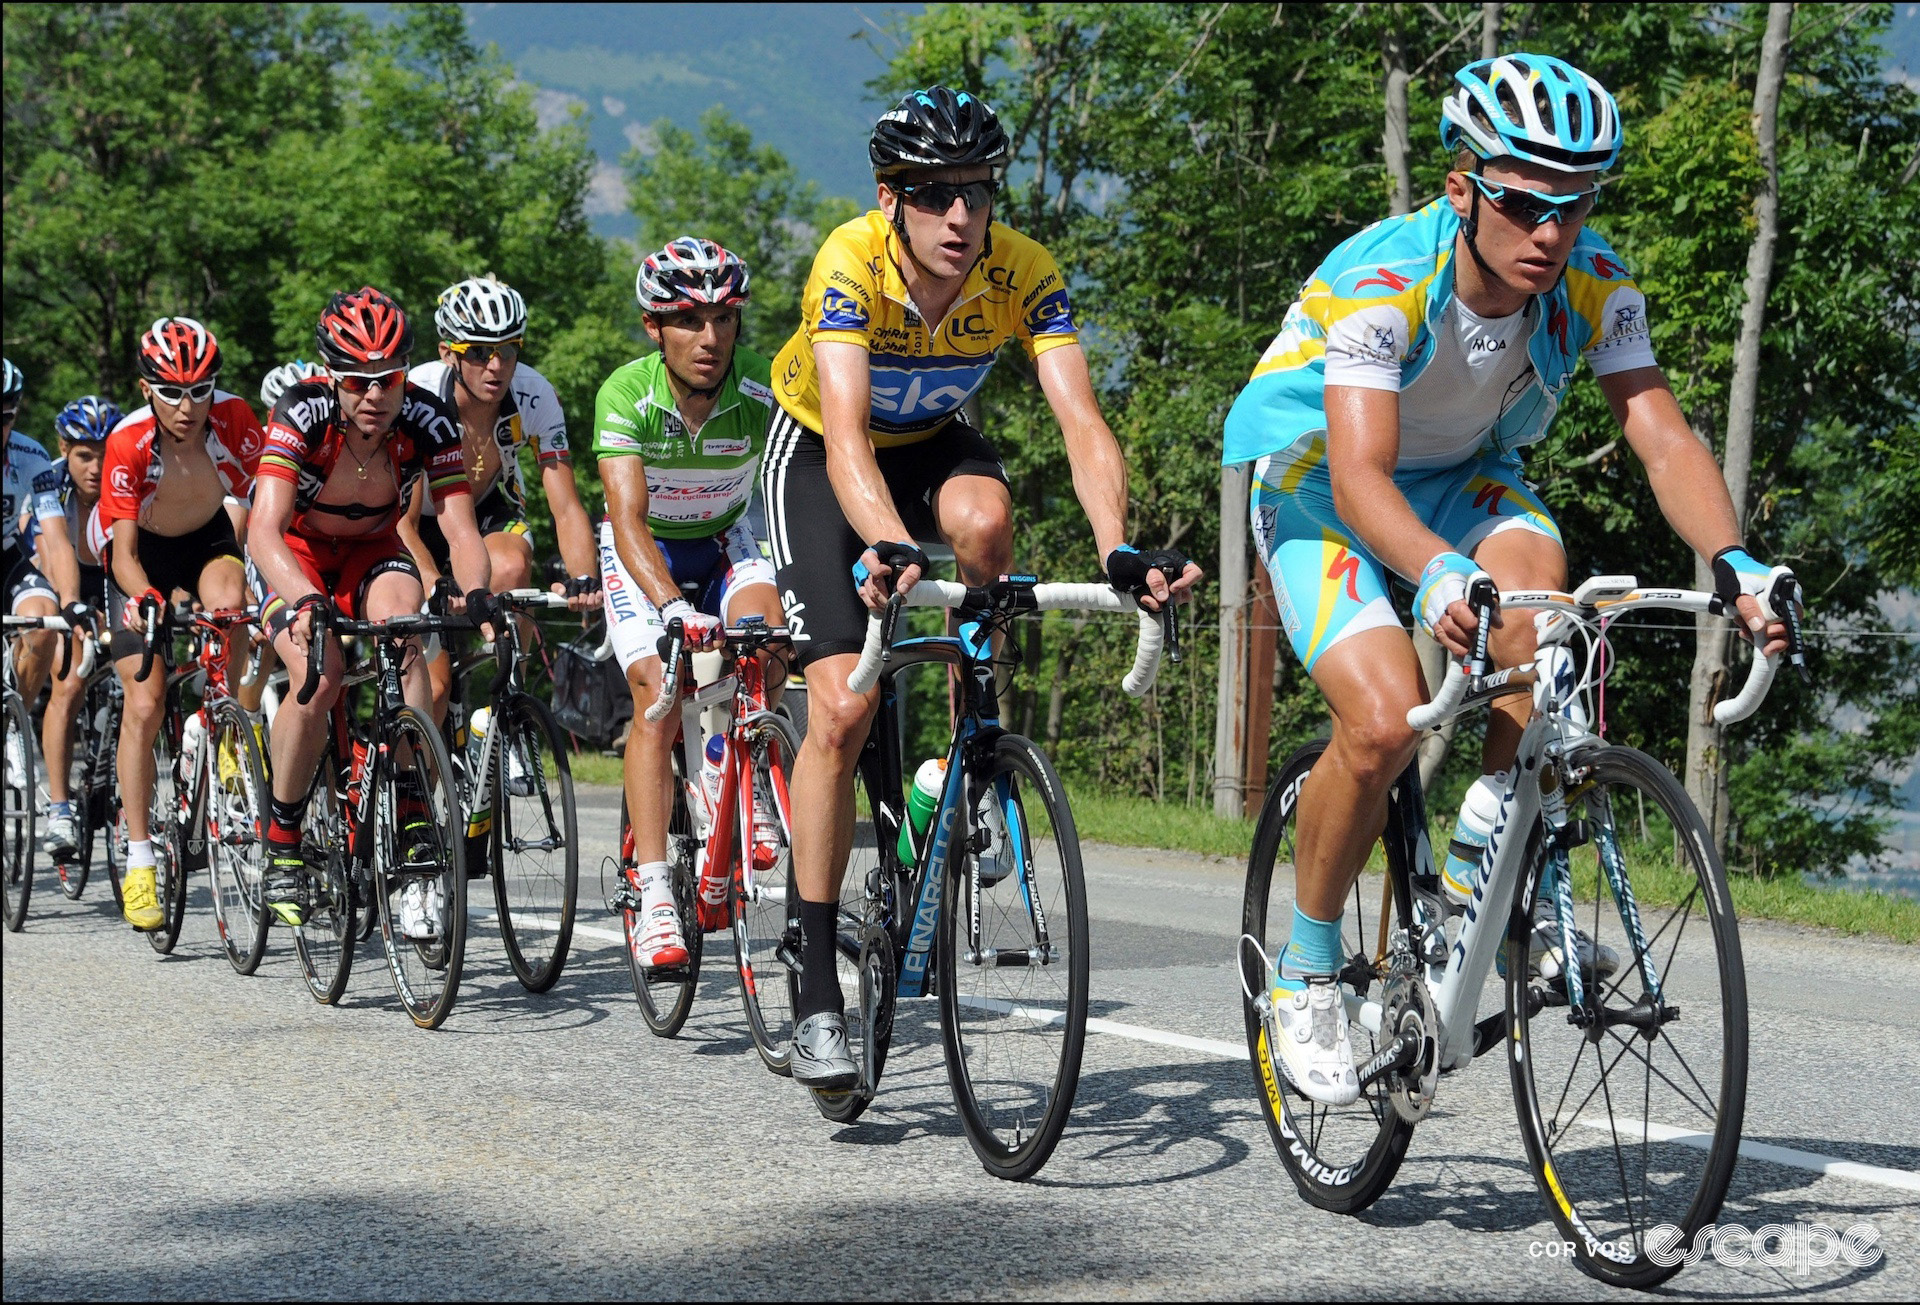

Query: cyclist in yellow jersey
left=764, top=86, right=1202, bottom=1089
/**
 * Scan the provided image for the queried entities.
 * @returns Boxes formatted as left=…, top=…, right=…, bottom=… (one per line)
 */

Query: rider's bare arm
left=35, top=510, right=80, bottom=607
left=245, top=478, right=321, bottom=613
left=540, top=458, right=598, bottom=585
left=395, top=481, right=442, bottom=596
left=1325, top=384, right=1455, bottom=586
left=107, top=517, right=156, bottom=606
left=435, top=489, right=492, bottom=599
left=1035, top=342, right=1200, bottom=609
left=1601, top=366, right=1785, bottom=651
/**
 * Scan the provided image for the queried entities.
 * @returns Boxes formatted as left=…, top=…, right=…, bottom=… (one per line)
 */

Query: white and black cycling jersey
left=408, top=360, right=569, bottom=519
left=3, top=430, right=64, bottom=552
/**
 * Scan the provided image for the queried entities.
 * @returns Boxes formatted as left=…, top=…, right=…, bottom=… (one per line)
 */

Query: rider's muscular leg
left=114, top=653, right=168, bottom=843
left=621, top=657, right=679, bottom=866
left=1470, top=530, right=1567, bottom=774
left=1292, top=628, right=1427, bottom=920
left=788, top=656, right=880, bottom=904
left=934, top=475, right=1015, bottom=584
left=13, top=595, right=58, bottom=701
left=267, top=630, right=343, bottom=808
left=42, top=645, right=87, bottom=804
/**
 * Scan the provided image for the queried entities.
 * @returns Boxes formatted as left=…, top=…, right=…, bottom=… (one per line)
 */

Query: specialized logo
left=1590, top=252, right=1624, bottom=280
left=1325, top=547, right=1362, bottom=603
left=1472, top=480, right=1511, bottom=515
left=1355, top=266, right=1412, bottom=292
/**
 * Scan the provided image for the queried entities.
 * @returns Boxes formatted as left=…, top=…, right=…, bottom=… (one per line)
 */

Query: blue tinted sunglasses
left=1465, top=172, right=1599, bottom=227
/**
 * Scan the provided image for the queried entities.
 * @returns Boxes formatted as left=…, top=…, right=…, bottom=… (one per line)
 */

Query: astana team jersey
left=1223, top=196, right=1656, bottom=474
left=773, top=210, right=1083, bottom=446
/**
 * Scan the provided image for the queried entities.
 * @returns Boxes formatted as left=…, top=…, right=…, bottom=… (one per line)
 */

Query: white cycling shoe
left=43, top=812, right=79, bottom=860
left=395, top=879, right=445, bottom=941
left=1266, top=976, right=1360, bottom=1107
left=631, top=901, right=688, bottom=969
left=1499, top=916, right=1622, bottom=983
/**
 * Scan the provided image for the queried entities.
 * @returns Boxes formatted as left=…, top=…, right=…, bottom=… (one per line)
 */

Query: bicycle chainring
left=1380, top=971, right=1441, bottom=1124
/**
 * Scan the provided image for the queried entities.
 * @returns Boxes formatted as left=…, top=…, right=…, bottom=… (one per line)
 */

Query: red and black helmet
left=314, top=286, right=415, bottom=370
left=136, top=317, right=222, bottom=385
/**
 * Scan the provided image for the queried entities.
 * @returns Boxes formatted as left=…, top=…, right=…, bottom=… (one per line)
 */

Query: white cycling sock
left=127, top=838, right=155, bottom=869
left=634, top=860, right=672, bottom=914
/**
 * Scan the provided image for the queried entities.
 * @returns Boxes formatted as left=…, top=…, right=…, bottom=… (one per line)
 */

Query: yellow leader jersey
left=772, top=210, right=1082, bottom=447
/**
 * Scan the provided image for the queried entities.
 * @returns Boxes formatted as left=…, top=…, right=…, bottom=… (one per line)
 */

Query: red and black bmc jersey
left=257, top=380, right=469, bottom=537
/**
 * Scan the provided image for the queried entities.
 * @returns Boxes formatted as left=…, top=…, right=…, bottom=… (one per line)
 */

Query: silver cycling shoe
left=791, top=1011, right=859, bottom=1091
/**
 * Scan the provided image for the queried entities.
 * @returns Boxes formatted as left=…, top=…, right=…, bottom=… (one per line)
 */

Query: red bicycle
left=610, top=615, right=799, bottom=1073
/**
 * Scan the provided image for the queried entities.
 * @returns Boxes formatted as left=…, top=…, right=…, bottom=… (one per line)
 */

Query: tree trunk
left=1044, top=621, right=1082, bottom=754
left=1480, top=2, right=1504, bottom=60
left=1381, top=27, right=1412, bottom=217
left=1213, top=463, right=1250, bottom=815
left=1684, top=1, right=1793, bottom=855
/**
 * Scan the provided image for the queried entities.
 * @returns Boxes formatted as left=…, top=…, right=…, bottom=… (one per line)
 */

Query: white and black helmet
left=259, top=359, right=328, bottom=411
left=2, top=357, right=23, bottom=405
left=434, top=274, right=528, bottom=344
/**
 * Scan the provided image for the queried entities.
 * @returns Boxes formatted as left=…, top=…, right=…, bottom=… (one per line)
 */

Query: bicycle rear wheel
left=372, top=706, right=466, bottom=1028
left=937, top=734, right=1088, bottom=1180
left=144, top=728, right=187, bottom=955
left=207, top=702, right=271, bottom=975
left=3, top=690, right=35, bottom=932
left=624, top=787, right=704, bottom=1036
left=1241, top=738, right=1416, bottom=1213
left=55, top=687, right=100, bottom=900
left=291, top=756, right=355, bottom=1005
left=732, top=712, right=800, bottom=1074
left=490, top=694, right=577, bottom=993
left=1508, top=744, right=1747, bottom=1289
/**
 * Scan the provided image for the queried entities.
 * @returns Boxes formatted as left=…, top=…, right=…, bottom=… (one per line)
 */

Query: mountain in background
left=355, top=3, right=922, bottom=238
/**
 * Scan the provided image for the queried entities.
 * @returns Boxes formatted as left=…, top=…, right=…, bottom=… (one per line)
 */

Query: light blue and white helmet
left=2, top=357, right=23, bottom=405
left=1441, top=54, right=1621, bottom=174
left=259, top=359, right=327, bottom=410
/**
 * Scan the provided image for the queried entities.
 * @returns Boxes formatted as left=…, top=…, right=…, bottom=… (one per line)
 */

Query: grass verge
left=564, top=746, right=1916, bottom=942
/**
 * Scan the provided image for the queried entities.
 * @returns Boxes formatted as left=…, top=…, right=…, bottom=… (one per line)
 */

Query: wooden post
left=1243, top=567, right=1279, bottom=817
left=1213, top=463, right=1250, bottom=816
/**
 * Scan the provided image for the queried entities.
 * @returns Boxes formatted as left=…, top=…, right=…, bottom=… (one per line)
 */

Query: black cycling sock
left=267, top=797, right=304, bottom=845
left=795, top=897, right=843, bottom=1021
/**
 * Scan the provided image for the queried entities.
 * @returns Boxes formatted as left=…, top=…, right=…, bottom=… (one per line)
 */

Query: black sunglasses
left=895, top=179, right=999, bottom=215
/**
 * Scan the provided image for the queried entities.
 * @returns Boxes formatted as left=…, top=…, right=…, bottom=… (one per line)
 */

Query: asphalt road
left=5, top=783, right=1916, bottom=1300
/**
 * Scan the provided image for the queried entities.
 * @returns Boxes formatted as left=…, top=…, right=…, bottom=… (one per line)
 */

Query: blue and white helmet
left=259, top=359, right=328, bottom=410
left=1441, top=54, right=1621, bottom=174
left=54, top=395, right=124, bottom=442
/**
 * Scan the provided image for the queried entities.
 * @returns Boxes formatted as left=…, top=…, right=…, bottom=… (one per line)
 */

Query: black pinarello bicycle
left=1238, top=570, right=1808, bottom=1288
left=823, top=575, right=1170, bottom=1180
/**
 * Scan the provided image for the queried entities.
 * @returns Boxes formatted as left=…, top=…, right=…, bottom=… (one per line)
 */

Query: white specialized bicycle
left=1239, top=569, right=1807, bottom=1288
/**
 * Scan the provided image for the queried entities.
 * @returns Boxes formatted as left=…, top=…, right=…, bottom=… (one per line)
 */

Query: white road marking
left=491, top=911, right=1917, bottom=1195
left=1579, top=1118, right=1920, bottom=1194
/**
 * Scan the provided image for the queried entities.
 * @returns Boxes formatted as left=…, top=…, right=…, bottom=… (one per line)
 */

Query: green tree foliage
left=625, top=108, right=860, bottom=357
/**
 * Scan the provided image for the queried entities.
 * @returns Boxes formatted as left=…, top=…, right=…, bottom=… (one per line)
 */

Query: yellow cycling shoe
left=121, top=864, right=165, bottom=931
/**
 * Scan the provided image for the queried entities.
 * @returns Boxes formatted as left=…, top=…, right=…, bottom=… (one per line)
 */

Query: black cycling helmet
left=870, top=86, right=1011, bottom=178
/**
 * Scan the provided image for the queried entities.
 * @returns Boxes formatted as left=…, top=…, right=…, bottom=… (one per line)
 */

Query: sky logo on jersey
left=1025, top=288, right=1076, bottom=335
left=869, top=360, right=994, bottom=425
left=818, top=286, right=869, bottom=332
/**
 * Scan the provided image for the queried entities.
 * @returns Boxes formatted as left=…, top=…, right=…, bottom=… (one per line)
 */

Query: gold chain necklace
left=345, top=434, right=381, bottom=480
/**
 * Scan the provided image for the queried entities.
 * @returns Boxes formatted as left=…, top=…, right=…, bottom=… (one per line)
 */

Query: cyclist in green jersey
left=595, top=237, right=785, bottom=970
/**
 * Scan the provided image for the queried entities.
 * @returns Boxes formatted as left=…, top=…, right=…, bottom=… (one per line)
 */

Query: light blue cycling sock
left=1275, top=904, right=1344, bottom=993
left=49, top=800, right=72, bottom=821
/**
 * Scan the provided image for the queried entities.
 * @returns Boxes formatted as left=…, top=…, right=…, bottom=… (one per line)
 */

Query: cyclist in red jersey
left=246, top=287, right=492, bottom=927
left=99, top=317, right=264, bottom=932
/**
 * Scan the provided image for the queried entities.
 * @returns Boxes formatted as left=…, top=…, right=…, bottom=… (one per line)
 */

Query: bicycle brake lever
left=1160, top=600, right=1182, bottom=665
left=1771, top=572, right=1812, bottom=687
left=879, top=594, right=903, bottom=665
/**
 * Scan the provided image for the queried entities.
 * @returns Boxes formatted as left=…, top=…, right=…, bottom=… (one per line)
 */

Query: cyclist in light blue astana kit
left=1222, top=54, right=1795, bottom=1106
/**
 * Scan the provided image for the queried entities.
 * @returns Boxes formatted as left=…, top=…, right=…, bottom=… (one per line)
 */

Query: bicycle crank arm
left=1356, top=1031, right=1419, bottom=1088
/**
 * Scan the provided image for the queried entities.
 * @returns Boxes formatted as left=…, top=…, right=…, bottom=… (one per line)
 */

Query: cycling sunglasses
left=894, top=179, right=999, bottom=215
left=1464, top=172, right=1599, bottom=227
left=333, top=366, right=408, bottom=395
left=1, top=406, right=16, bottom=422
left=148, top=379, right=218, bottom=405
left=449, top=339, right=521, bottom=367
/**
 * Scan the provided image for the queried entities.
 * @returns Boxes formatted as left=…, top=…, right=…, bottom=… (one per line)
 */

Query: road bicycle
left=44, top=624, right=121, bottom=905
left=821, top=575, right=1168, bottom=1180
left=444, top=587, right=580, bottom=993
left=288, top=603, right=472, bottom=1028
left=613, top=615, right=799, bottom=1070
left=3, top=610, right=79, bottom=931
left=1238, top=570, right=1807, bottom=1288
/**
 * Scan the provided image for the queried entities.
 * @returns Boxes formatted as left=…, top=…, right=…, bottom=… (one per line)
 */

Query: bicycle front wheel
left=1241, top=738, right=1415, bottom=1214
left=490, top=694, right=577, bottom=993
left=1508, top=744, right=1747, bottom=1289
left=732, top=712, right=800, bottom=1074
left=3, top=690, right=35, bottom=932
left=291, top=754, right=355, bottom=1005
left=373, top=706, right=467, bottom=1029
left=938, top=734, right=1089, bottom=1181
left=207, top=703, right=271, bottom=975
left=55, top=687, right=101, bottom=900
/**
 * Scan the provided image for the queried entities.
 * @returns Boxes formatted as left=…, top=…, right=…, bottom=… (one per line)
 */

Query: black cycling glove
left=465, top=588, right=502, bottom=631
left=852, top=541, right=932, bottom=588
left=1105, top=544, right=1191, bottom=599
left=564, top=573, right=602, bottom=598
